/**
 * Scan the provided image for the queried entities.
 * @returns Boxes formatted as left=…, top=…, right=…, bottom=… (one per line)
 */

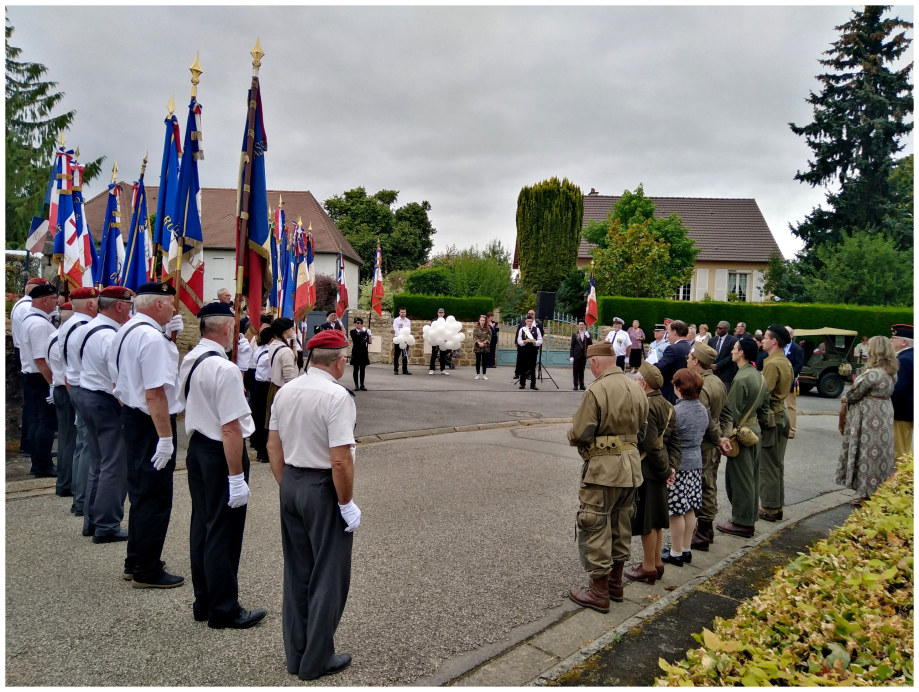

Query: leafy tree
left=592, top=219, right=691, bottom=300
left=516, top=177, right=583, bottom=293
left=804, top=231, right=912, bottom=306
left=323, top=187, right=436, bottom=281
left=404, top=266, right=451, bottom=295
left=789, top=6, right=913, bottom=261
left=314, top=273, right=337, bottom=313
left=556, top=267, right=589, bottom=317
left=886, top=154, right=914, bottom=250
left=761, top=253, right=811, bottom=303
left=582, top=219, right=611, bottom=249
left=6, top=20, right=104, bottom=248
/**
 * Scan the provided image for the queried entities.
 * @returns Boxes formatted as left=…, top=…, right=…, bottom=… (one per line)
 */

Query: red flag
left=336, top=251, right=348, bottom=318
left=585, top=268, right=599, bottom=327
left=371, top=244, right=384, bottom=317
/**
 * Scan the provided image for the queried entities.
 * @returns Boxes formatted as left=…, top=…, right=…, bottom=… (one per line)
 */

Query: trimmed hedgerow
left=657, top=455, right=914, bottom=687
left=391, top=294, right=494, bottom=321
left=597, top=296, right=913, bottom=341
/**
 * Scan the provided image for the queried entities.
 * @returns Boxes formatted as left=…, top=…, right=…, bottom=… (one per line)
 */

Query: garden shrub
left=391, top=294, right=494, bottom=321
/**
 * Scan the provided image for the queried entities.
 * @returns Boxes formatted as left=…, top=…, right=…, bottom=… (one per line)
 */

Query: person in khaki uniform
left=758, top=325, right=794, bottom=522
left=568, top=342, right=648, bottom=613
left=686, top=342, right=734, bottom=550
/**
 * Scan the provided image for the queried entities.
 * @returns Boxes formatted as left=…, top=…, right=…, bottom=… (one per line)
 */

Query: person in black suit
left=569, top=319, right=592, bottom=390
left=513, top=309, right=542, bottom=381
left=784, top=326, right=805, bottom=439
left=349, top=318, right=371, bottom=391
left=710, top=321, right=738, bottom=392
left=655, top=319, right=693, bottom=404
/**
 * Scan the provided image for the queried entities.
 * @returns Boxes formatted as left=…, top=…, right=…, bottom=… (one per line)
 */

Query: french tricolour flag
left=585, top=269, right=599, bottom=327
left=336, top=251, right=348, bottom=318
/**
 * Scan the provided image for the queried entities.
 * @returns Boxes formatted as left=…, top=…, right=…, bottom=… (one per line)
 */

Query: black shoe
left=82, top=525, right=95, bottom=537
left=574, top=386, right=579, bottom=391
left=519, top=385, right=526, bottom=390
left=193, top=604, right=208, bottom=622
left=393, top=371, right=399, bottom=375
left=359, top=386, right=368, bottom=391
left=208, top=607, right=267, bottom=630
left=530, top=386, right=539, bottom=390
left=403, top=371, right=412, bottom=375
left=72, top=509, right=84, bottom=517
left=580, top=385, right=586, bottom=391
left=682, top=551, right=692, bottom=564
left=132, top=572, right=185, bottom=589
left=661, top=550, right=684, bottom=567
left=56, top=490, right=74, bottom=498
left=123, top=560, right=166, bottom=582
left=33, top=470, right=58, bottom=478
left=93, top=528, right=128, bottom=544
left=301, top=653, right=353, bottom=681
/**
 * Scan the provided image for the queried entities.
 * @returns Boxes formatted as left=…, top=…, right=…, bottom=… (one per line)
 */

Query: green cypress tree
left=515, top=177, right=583, bottom=294
left=789, top=6, right=913, bottom=261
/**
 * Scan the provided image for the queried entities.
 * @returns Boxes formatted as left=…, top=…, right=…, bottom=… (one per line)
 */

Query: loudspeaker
left=536, top=291, right=556, bottom=322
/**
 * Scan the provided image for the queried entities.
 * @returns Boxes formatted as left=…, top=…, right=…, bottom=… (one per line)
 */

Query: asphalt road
left=6, top=410, right=846, bottom=686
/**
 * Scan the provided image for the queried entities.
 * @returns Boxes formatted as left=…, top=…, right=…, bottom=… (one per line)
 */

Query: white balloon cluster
left=423, top=316, right=466, bottom=351
left=393, top=327, right=416, bottom=349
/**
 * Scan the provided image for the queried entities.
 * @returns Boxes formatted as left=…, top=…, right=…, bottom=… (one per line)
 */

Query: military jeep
left=795, top=328, right=859, bottom=398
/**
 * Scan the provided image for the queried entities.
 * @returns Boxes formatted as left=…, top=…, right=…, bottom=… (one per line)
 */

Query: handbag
left=725, top=376, right=766, bottom=457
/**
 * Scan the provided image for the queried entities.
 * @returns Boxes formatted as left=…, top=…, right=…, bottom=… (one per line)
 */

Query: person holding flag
left=153, top=97, right=182, bottom=280
left=99, top=163, right=125, bottom=287
left=585, top=266, right=599, bottom=328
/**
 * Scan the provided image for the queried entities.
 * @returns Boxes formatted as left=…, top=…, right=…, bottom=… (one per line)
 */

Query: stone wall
left=6, top=334, right=23, bottom=442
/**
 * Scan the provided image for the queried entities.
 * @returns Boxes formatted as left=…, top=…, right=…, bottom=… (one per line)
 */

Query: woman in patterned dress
left=836, top=335, right=899, bottom=505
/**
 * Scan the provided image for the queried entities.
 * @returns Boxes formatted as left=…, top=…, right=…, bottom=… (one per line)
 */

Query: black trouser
left=17, top=348, right=32, bottom=451
left=429, top=347, right=448, bottom=372
left=572, top=356, right=587, bottom=388
left=352, top=363, right=366, bottom=388
left=82, top=390, right=128, bottom=537
left=121, top=407, right=177, bottom=579
left=53, top=386, right=77, bottom=494
left=518, top=346, right=538, bottom=388
left=616, top=355, right=626, bottom=369
left=25, top=372, right=56, bottom=475
left=393, top=344, right=408, bottom=373
left=187, top=431, right=250, bottom=623
left=475, top=352, right=488, bottom=375
left=249, top=380, right=270, bottom=456
left=281, top=466, right=352, bottom=680
left=243, top=369, right=256, bottom=396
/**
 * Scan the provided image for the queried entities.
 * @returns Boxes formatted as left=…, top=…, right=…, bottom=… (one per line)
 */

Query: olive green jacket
left=638, top=390, right=681, bottom=482
left=700, top=370, right=734, bottom=452
left=727, top=363, right=771, bottom=438
left=762, top=351, right=794, bottom=416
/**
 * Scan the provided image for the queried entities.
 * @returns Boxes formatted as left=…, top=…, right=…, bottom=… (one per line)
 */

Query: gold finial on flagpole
left=308, top=222, right=313, bottom=232
left=167, top=94, right=176, bottom=116
left=278, top=193, right=283, bottom=208
left=74, top=146, right=80, bottom=160
left=111, top=160, right=119, bottom=184
left=140, top=152, right=149, bottom=177
left=251, top=37, right=264, bottom=69
left=298, top=216, right=302, bottom=227
left=190, top=52, right=203, bottom=98
left=57, top=130, right=66, bottom=147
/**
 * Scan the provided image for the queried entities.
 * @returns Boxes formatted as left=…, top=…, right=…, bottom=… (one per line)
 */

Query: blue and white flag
left=99, top=183, right=125, bottom=287
left=120, top=177, right=152, bottom=291
left=154, top=112, right=181, bottom=277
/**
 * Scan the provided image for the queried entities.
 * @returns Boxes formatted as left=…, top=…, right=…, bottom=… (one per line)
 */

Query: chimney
left=588, top=188, right=599, bottom=196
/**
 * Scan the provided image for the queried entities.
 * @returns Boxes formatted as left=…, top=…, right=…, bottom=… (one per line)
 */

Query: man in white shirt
left=61, top=286, right=99, bottom=517
left=11, top=277, right=50, bottom=454
left=646, top=324, right=670, bottom=365
left=48, top=304, right=75, bottom=496
left=19, top=283, right=60, bottom=477
left=179, top=301, right=266, bottom=630
left=78, top=286, right=135, bottom=545
left=110, top=282, right=186, bottom=589
left=604, top=317, right=631, bottom=370
left=268, top=328, right=358, bottom=681
left=517, top=315, right=544, bottom=390
left=392, top=307, right=412, bottom=375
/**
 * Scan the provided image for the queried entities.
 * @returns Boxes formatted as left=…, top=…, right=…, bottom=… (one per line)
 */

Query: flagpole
left=232, top=38, right=264, bottom=363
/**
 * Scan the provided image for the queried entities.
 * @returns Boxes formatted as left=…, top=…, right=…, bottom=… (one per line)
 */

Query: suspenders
left=79, top=324, right=117, bottom=361
left=61, top=316, right=91, bottom=365
left=182, top=351, right=221, bottom=400
left=115, top=321, right=166, bottom=373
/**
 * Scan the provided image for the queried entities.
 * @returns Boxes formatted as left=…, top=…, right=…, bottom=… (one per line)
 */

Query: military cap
left=271, top=317, right=295, bottom=337
left=892, top=324, right=913, bottom=339
left=586, top=342, right=614, bottom=358
left=766, top=324, right=791, bottom=347
left=197, top=301, right=234, bottom=318
left=100, top=286, right=135, bottom=300
left=29, top=283, right=58, bottom=298
left=638, top=361, right=664, bottom=389
left=69, top=287, right=99, bottom=300
left=307, top=329, right=348, bottom=350
left=690, top=342, right=717, bottom=366
left=26, top=277, right=49, bottom=286
left=60, top=302, right=73, bottom=311
left=437, top=307, right=445, bottom=313
left=136, top=281, right=176, bottom=296
left=612, top=316, right=624, bottom=324
left=653, top=323, right=666, bottom=331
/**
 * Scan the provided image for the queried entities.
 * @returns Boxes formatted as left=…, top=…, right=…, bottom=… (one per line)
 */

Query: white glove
left=151, top=437, right=174, bottom=470
left=338, top=499, right=361, bottom=532
left=570, top=357, right=575, bottom=363
left=228, top=473, right=250, bottom=508
left=46, top=392, right=55, bottom=405
left=165, top=314, right=184, bottom=337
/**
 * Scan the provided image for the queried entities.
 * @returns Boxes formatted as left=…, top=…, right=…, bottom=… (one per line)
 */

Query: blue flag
left=238, top=85, right=271, bottom=314
left=99, top=183, right=125, bottom=287
left=71, top=174, right=101, bottom=286
left=268, top=211, right=279, bottom=309
left=154, top=113, right=181, bottom=272
left=51, top=148, right=74, bottom=265
left=120, top=180, right=151, bottom=291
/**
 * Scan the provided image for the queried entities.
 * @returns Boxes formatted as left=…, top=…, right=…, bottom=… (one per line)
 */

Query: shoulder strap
left=115, top=321, right=162, bottom=372
left=48, top=333, right=59, bottom=354
left=61, top=316, right=90, bottom=365
left=270, top=343, right=284, bottom=368
left=659, top=406, right=673, bottom=447
left=183, top=351, right=221, bottom=400
left=79, top=324, right=117, bottom=361
left=738, top=374, right=766, bottom=428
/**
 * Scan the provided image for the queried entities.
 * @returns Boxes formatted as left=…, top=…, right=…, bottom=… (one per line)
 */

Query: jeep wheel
left=817, top=373, right=844, bottom=398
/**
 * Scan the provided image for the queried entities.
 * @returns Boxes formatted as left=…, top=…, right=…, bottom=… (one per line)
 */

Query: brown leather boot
left=608, top=562, right=625, bottom=602
left=691, top=520, right=713, bottom=551
left=569, top=576, right=610, bottom=613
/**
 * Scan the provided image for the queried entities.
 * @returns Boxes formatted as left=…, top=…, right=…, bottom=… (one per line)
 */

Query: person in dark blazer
left=569, top=319, right=592, bottom=390
left=349, top=318, right=371, bottom=391
left=485, top=312, right=499, bottom=368
left=710, top=321, right=738, bottom=391
left=656, top=320, right=693, bottom=404
left=784, top=326, right=806, bottom=439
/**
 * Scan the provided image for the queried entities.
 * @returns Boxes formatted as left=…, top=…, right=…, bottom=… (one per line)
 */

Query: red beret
left=26, top=277, right=49, bottom=286
left=60, top=302, right=73, bottom=311
left=100, top=286, right=135, bottom=300
left=69, top=287, right=99, bottom=300
left=307, top=329, right=347, bottom=350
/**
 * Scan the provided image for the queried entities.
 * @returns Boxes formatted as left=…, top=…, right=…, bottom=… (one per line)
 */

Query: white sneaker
left=483, top=375, right=488, bottom=380
left=442, top=371, right=449, bottom=375
left=474, top=375, right=480, bottom=380
left=429, top=370, right=434, bottom=375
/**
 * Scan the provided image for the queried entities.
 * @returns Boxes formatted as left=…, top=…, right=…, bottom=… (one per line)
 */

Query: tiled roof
left=83, top=184, right=362, bottom=265
left=580, top=195, right=781, bottom=263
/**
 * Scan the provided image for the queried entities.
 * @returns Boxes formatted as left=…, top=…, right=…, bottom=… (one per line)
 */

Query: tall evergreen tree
left=789, top=6, right=913, bottom=261
left=515, top=177, right=583, bottom=293
left=5, top=20, right=103, bottom=248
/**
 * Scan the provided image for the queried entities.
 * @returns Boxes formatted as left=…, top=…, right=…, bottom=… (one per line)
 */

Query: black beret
left=737, top=336, right=759, bottom=362
left=198, top=301, right=234, bottom=318
left=29, top=284, right=58, bottom=298
left=766, top=324, right=790, bottom=347
left=260, top=315, right=273, bottom=325
left=136, top=282, right=176, bottom=296
left=272, top=317, right=295, bottom=337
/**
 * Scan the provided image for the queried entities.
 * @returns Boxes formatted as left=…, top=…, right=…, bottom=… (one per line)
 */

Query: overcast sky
left=8, top=5, right=914, bottom=260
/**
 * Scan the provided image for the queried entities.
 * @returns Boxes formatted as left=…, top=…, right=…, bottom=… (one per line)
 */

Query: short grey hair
left=134, top=294, right=167, bottom=310
left=310, top=346, right=347, bottom=366
left=199, top=315, right=234, bottom=337
left=98, top=296, right=130, bottom=311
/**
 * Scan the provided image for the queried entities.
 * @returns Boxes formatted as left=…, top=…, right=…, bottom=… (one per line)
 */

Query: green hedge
left=392, top=294, right=494, bottom=321
left=404, top=267, right=451, bottom=295
left=597, top=297, right=913, bottom=341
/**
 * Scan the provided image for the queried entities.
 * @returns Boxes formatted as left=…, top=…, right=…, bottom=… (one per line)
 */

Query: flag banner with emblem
left=268, top=206, right=279, bottom=311
left=585, top=268, right=599, bottom=327
left=293, top=226, right=315, bottom=321
left=336, top=251, right=348, bottom=318
left=168, top=97, right=206, bottom=316
left=120, top=178, right=153, bottom=291
left=27, top=148, right=65, bottom=253
left=70, top=162, right=100, bottom=287
left=275, top=204, right=289, bottom=313
left=371, top=243, right=384, bottom=317
left=280, top=215, right=300, bottom=319
left=51, top=149, right=79, bottom=285
left=99, top=183, right=125, bottom=287
left=236, top=83, right=271, bottom=319
left=154, top=112, right=181, bottom=277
